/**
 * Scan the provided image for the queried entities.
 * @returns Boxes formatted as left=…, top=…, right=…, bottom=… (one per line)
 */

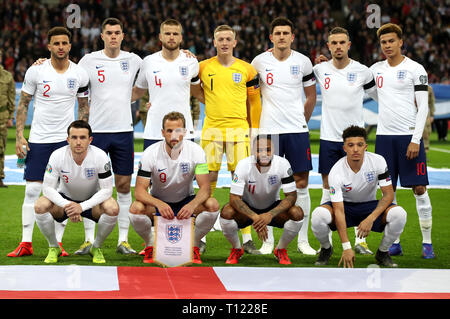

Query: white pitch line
left=430, top=147, right=450, bottom=154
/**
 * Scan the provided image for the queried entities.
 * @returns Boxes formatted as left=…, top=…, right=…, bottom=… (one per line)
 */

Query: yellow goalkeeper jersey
left=199, top=56, right=261, bottom=141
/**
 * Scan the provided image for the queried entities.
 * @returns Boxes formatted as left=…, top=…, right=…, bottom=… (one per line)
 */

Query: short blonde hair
left=377, top=23, right=402, bottom=39
left=160, top=19, right=183, bottom=34
left=214, top=25, right=236, bottom=38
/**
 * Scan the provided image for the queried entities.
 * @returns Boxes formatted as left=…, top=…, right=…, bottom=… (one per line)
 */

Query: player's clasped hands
left=64, top=202, right=83, bottom=223
left=252, top=213, right=272, bottom=241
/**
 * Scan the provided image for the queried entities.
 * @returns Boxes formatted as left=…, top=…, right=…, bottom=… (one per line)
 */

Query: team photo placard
left=154, top=216, right=194, bottom=267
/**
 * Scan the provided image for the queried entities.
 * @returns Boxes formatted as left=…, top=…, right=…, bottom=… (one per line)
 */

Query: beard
left=52, top=51, right=69, bottom=60
left=162, top=41, right=180, bottom=51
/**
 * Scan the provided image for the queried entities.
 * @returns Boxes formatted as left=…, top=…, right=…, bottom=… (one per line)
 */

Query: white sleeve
left=42, top=153, right=71, bottom=208
left=230, top=161, right=247, bottom=196
left=136, top=149, right=153, bottom=180
left=79, top=155, right=113, bottom=211
left=377, top=156, right=392, bottom=188
left=135, top=59, right=148, bottom=89
left=328, top=170, right=344, bottom=203
left=280, top=160, right=296, bottom=194
left=250, top=56, right=259, bottom=70
left=21, top=67, right=37, bottom=96
left=191, top=60, right=200, bottom=85
left=302, top=58, right=316, bottom=87
left=133, top=54, right=143, bottom=80
left=76, top=68, right=90, bottom=98
left=363, top=68, right=376, bottom=94
left=312, top=64, right=320, bottom=79
left=366, top=64, right=378, bottom=101
left=412, top=65, right=429, bottom=144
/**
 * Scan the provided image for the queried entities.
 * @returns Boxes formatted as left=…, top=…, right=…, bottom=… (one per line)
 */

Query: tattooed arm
left=267, top=191, right=297, bottom=218
left=15, top=91, right=33, bottom=157
left=229, top=193, right=257, bottom=219
left=77, top=97, right=90, bottom=122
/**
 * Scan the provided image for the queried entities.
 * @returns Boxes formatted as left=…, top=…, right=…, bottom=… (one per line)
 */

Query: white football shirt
left=251, top=50, right=316, bottom=134
left=230, top=155, right=296, bottom=209
left=78, top=50, right=142, bottom=133
left=328, top=152, right=392, bottom=203
left=314, top=60, right=376, bottom=141
left=43, top=145, right=113, bottom=211
left=370, top=56, right=429, bottom=140
left=22, top=60, right=89, bottom=143
left=135, top=51, right=200, bottom=140
left=137, top=140, right=207, bottom=203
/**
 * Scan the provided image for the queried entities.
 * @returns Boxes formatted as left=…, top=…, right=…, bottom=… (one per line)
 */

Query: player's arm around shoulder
left=190, top=84, right=204, bottom=104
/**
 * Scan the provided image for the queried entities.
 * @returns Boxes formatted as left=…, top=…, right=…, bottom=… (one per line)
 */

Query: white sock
left=35, top=212, right=58, bottom=247
left=277, top=220, right=302, bottom=249
left=220, top=217, right=241, bottom=249
left=320, top=188, right=331, bottom=205
left=55, top=219, right=67, bottom=243
left=264, top=226, right=274, bottom=244
left=415, top=191, right=432, bottom=244
left=379, top=206, right=407, bottom=252
left=94, top=214, right=118, bottom=248
left=21, top=182, right=42, bottom=242
left=241, top=231, right=252, bottom=244
left=311, top=206, right=332, bottom=249
left=296, top=187, right=311, bottom=244
left=129, top=213, right=153, bottom=247
left=194, top=210, right=219, bottom=247
left=117, top=192, right=132, bottom=244
left=83, top=218, right=96, bottom=243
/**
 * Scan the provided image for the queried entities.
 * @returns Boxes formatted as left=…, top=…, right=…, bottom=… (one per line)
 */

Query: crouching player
left=311, top=125, right=407, bottom=267
left=220, top=134, right=304, bottom=264
left=129, top=112, right=220, bottom=264
left=34, top=120, right=118, bottom=264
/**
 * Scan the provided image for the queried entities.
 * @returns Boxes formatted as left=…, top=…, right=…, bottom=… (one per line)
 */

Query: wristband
left=342, top=242, right=352, bottom=250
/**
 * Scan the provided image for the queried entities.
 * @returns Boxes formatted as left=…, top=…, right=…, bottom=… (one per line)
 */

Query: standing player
left=34, top=120, right=118, bottom=263
left=8, top=27, right=89, bottom=257
left=313, top=27, right=377, bottom=254
left=311, top=126, right=407, bottom=268
left=370, top=23, right=434, bottom=258
left=75, top=18, right=142, bottom=255
left=251, top=17, right=317, bottom=255
left=129, top=112, right=220, bottom=264
left=132, top=19, right=201, bottom=150
left=220, top=134, right=303, bottom=264
left=197, top=24, right=262, bottom=254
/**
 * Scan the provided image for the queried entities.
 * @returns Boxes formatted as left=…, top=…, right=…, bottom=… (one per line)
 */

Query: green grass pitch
left=1, top=128, right=449, bottom=268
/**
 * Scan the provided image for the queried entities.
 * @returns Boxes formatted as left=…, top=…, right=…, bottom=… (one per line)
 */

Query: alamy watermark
left=66, top=4, right=81, bottom=29
left=366, top=4, right=381, bottom=29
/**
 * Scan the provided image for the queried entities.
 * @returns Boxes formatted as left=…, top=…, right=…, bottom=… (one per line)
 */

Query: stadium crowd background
left=0, top=0, right=448, bottom=84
